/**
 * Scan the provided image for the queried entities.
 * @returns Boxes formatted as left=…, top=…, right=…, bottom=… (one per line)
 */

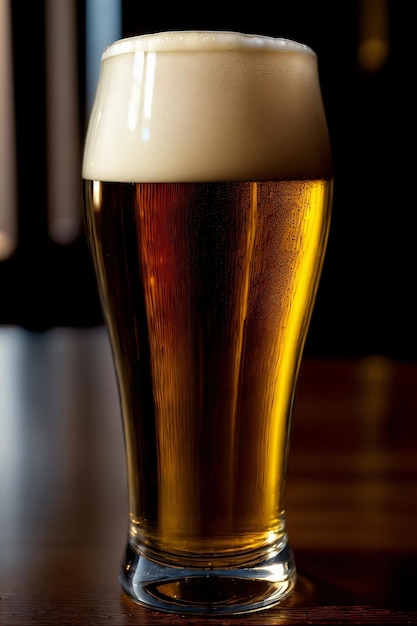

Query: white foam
left=101, top=30, right=313, bottom=57
left=82, top=30, right=332, bottom=182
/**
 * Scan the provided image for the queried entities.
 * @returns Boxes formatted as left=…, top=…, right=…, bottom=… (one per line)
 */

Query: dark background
left=2, top=0, right=415, bottom=361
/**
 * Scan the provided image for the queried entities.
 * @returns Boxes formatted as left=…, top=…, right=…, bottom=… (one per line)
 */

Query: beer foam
left=83, top=31, right=332, bottom=182
left=101, top=31, right=313, bottom=57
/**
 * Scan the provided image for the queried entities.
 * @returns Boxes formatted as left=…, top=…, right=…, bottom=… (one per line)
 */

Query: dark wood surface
left=1, top=326, right=416, bottom=625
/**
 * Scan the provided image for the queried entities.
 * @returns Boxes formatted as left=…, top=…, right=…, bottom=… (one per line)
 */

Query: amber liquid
left=83, top=180, right=332, bottom=566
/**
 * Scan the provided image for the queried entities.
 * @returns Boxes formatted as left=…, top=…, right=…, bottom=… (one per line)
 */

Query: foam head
left=82, top=31, right=332, bottom=182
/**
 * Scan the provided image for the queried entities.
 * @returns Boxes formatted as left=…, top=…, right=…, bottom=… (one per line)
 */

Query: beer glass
left=82, top=30, right=333, bottom=616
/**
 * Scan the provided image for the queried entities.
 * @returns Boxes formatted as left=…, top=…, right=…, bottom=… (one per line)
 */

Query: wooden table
left=1, top=326, right=416, bottom=624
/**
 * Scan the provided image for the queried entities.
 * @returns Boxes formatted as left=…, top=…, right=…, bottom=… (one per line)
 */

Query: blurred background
left=0, top=0, right=414, bottom=360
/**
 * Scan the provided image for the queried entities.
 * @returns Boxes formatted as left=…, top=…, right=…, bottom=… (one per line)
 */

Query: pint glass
left=82, top=30, right=333, bottom=615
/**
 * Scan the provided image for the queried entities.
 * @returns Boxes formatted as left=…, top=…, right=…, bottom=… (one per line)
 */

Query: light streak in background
left=0, top=0, right=17, bottom=260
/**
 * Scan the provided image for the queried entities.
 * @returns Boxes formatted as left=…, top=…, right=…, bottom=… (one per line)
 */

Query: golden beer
left=82, top=31, right=332, bottom=615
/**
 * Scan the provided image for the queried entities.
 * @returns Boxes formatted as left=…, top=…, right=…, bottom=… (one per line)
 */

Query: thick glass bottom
left=119, top=541, right=297, bottom=616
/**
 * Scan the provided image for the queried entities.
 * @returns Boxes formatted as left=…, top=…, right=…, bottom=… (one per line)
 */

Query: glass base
left=119, top=542, right=297, bottom=616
